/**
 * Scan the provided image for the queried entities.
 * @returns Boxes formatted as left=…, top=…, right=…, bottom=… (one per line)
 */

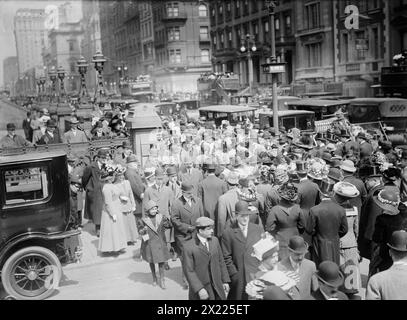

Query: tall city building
left=139, top=1, right=155, bottom=75
left=14, top=9, right=46, bottom=74
left=209, top=0, right=295, bottom=90
left=152, top=1, right=212, bottom=92
left=2, top=57, right=19, bottom=90
left=42, top=2, right=84, bottom=93
left=81, top=0, right=102, bottom=92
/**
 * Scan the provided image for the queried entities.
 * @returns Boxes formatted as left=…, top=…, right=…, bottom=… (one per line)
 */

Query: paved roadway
left=0, top=98, right=26, bottom=137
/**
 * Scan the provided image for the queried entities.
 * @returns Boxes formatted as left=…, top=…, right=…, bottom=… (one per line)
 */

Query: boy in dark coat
left=182, top=217, right=230, bottom=300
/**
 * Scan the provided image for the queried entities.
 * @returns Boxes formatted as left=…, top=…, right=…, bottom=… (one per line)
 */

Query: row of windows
left=210, top=0, right=273, bottom=24
left=155, top=26, right=209, bottom=42
left=155, top=49, right=210, bottom=66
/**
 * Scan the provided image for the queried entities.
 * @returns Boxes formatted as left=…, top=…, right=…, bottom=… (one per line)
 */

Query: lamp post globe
left=92, top=51, right=107, bottom=72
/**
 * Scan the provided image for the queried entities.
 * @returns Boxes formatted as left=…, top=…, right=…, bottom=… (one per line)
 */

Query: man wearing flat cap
left=221, top=201, right=264, bottom=300
left=37, top=119, right=62, bottom=145
left=171, top=181, right=204, bottom=289
left=0, top=123, right=33, bottom=149
left=182, top=217, right=230, bottom=300
left=366, top=230, right=407, bottom=300
left=82, top=148, right=110, bottom=236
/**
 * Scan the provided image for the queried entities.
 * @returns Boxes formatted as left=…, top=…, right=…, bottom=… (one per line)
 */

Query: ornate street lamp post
left=240, top=34, right=257, bottom=95
left=92, top=51, right=107, bottom=104
left=39, top=76, right=46, bottom=94
left=117, top=62, right=128, bottom=88
left=57, top=66, right=66, bottom=101
left=77, top=56, right=89, bottom=103
left=48, top=66, right=58, bottom=103
left=36, top=78, right=41, bottom=96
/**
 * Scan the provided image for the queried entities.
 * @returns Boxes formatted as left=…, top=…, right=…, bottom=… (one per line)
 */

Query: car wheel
left=1, top=246, right=62, bottom=300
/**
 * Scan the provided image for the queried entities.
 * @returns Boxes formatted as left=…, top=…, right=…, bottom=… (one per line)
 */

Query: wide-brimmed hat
left=374, top=188, right=400, bottom=215
left=333, top=181, right=360, bottom=198
left=277, top=183, right=298, bottom=202
left=382, top=167, right=401, bottom=182
left=330, top=156, right=342, bottom=168
left=322, top=152, right=333, bottom=164
left=387, top=230, right=407, bottom=252
left=357, top=132, right=367, bottom=140
left=340, top=160, right=357, bottom=173
left=307, top=159, right=328, bottom=180
left=235, top=200, right=255, bottom=215
left=226, top=172, right=239, bottom=185
left=288, top=236, right=309, bottom=254
left=316, top=261, right=344, bottom=288
left=144, top=200, right=158, bottom=212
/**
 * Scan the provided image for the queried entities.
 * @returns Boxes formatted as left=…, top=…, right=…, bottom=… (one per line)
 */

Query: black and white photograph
left=0, top=0, right=407, bottom=302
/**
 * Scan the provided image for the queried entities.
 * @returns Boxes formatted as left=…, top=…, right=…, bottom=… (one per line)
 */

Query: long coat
left=216, top=188, right=240, bottom=238
left=171, top=195, right=204, bottom=255
left=342, top=174, right=367, bottom=217
left=266, top=204, right=306, bottom=260
left=82, top=161, right=104, bottom=225
left=198, top=174, right=227, bottom=220
left=220, top=222, right=263, bottom=300
left=277, top=257, right=318, bottom=299
left=297, top=179, right=321, bottom=246
left=125, top=167, right=145, bottom=216
left=306, top=199, right=348, bottom=266
left=182, top=235, right=230, bottom=300
left=137, top=214, right=172, bottom=264
left=366, top=264, right=407, bottom=300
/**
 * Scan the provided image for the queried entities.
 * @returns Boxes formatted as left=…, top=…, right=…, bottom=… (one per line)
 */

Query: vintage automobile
left=258, top=110, right=315, bottom=132
left=198, top=105, right=257, bottom=127
left=286, top=98, right=351, bottom=121
left=0, top=150, right=81, bottom=300
left=173, top=99, right=200, bottom=122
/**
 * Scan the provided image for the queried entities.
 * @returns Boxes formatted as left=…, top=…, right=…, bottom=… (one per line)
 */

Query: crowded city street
left=1, top=0, right=407, bottom=303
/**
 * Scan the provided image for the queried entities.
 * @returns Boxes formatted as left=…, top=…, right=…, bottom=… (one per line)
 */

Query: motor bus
left=198, top=105, right=256, bottom=127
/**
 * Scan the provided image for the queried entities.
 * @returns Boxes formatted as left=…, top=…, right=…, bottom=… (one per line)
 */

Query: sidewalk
left=66, top=218, right=142, bottom=269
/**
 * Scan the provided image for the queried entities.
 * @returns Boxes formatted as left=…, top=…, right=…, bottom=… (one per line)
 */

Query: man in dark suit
left=357, top=131, right=374, bottom=160
left=171, top=182, right=204, bottom=288
left=179, top=158, right=203, bottom=197
left=22, top=111, right=32, bottom=142
left=198, top=163, right=227, bottom=220
left=306, top=261, right=348, bottom=300
left=277, top=236, right=318, bottom=299
left=82, top=148, right=109, bottom=236
left=182, top=217, right=230, bottom=300
left=306, top=182, right=349, bottom=266
left=296, top=161, right=321, bottom=254
left=221, top=201, right=263, bottom=300
left=37, top=119, right=62, bottom=145
left=124, top=154, right=145, bottom=219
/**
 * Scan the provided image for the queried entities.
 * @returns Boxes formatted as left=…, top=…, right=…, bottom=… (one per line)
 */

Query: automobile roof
left=199, top=105, right=257, bottom=113
left=258, top=110, right=315, bottom=116
left=286, top=99, right=351, bottom=107
left=0, top=150, right=67, bottom=165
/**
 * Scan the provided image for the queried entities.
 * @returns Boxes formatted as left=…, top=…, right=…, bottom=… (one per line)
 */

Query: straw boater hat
left=251, top=235, right=279, bottom=261
left=333, top=181, right=360, bottom=198
left=340, top=160, right=357, bottom=173
left=373, top=188, right=400, bottom=215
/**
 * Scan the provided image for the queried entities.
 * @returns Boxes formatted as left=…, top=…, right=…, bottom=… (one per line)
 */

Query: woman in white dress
left=98, top=164, right=128, bottom=255
left=114, top=165, right=139, bottom=245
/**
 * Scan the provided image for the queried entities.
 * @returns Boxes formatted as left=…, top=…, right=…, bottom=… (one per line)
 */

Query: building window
left=201, top=49, right=210, bottom=62
left=264, top=20, right=269, bottom=33
left=167, top=2, right=179, bottom=17
left=275, top=18, right=280, bottom=31
left=226, top=1, right=231, bottom=16
left=341, top=33, right=349, bottom=62
left=220, top=32, right=224, bottom=49
left=284, top=14, right=291, bottom=34
left=368, top=0, right=379, bottom=10
left=199, top=4, right=208, bottom=17
left=235, top=0, right=240, bottom=17
left=169, top=49, right=181, bottom=63
left=355, top=30, right=367, bottom=60
left=305, top=42, right=321, bottom=67
left=371, top=26, right=380, bottom=59
left=212, top=34, right=217, bottom=51
left=168, top=27, right=180, bottom=41
left=228, top=30, right=232, bottom=47
left=69, top=41, right=74, bottom=51
left=243, top=0, right=249, bottom=14
left=305, top=2, right=320, bottom=29
left=200, top=26, right=209, bottom=40
left=251, top=0, right=258, bottom=13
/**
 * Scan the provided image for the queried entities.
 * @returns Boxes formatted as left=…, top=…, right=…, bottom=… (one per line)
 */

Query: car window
left=4, top=166, right=49, bottom=205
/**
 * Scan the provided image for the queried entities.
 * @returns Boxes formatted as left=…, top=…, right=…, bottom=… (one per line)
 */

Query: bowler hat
left=126, top=154, right=138, bottom=164
left=328, top=168, right=342, bottom=182
left=235, top=200, right=254, bottom=215
left=195, top=216, right=214, bottom=228
left=181, top=182, right=194, bottom=193
left=206, top=163, right=216, bottom=171
left=97, top=148, right=110, bottom=158
left=6, top=123, right=16, bottom=130
left=122, top=140, right=132, bottom=149
left=238, top=178, right=249, bottom=188
left=46, top=119, right=57, bottom=127
left=373, top=188, right=400, bottom=215
left=316, top=261, right=344, bottom=288
left=166, top=166, right=177, bottom=176
left=357, top=132, right=367, bottom=140
left=144, top=200, right=158, bottom=212
left=322, top=152, right=333, bottom=164
left=387, top=230, right=407, bottom=252
left=288, top=236, right=309, bottom=254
